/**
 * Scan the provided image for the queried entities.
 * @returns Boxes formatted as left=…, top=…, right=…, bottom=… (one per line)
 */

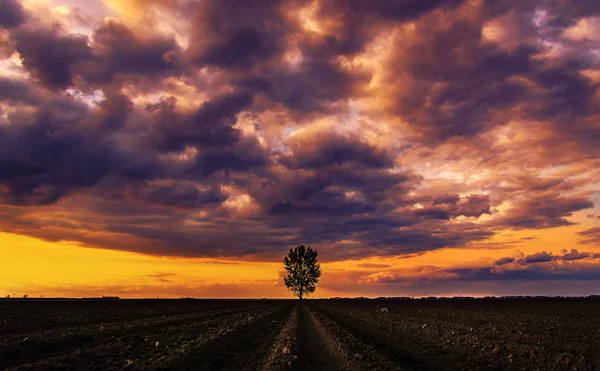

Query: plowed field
left=2, top=298, right=599, bottom=370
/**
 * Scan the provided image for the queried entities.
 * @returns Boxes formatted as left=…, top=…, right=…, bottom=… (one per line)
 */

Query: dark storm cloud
left=259, top=155, right=416, bottom=224
left=185, top=0, right=293, bottom=69
left=385, top=14, right=536, bottom=140
left=432, top=194, right=460, bottom=205
left=253, top=134, right=411, bottom=222
left=82, top=20, right=183, bottom=85
left=312, top=0, right=467, bottom=57
left=143, top=93, right=272, bottom=179
left=357, top=224, right=493, bottom=257
left=375, top=0, right=600, bottom=149
left=242, top=59, right=364, bottom=115
left=11, top=27, right=92, bottom=89
left=326, top=0, right=466, bottom=21
left=265, top=170, right=396, bottom=217
left=416, top=194, right=491, bottom=220
left=415, top=206, right=452, bottom=220
left=184, top=0, right=368, bottom=115
left=0, top=96, right=160, bottom=205
left=273, top=211, right=495, bottom=260
left=148, top=93, right=253, bottom=152
left=0, top=77, right=43, bottom=105
left=0, top=0, right=26, bottom=29
left=8, top=18, right=183, bottom=90
left=282, top=133, right=393, bottom=170
left=458, top=194, right=492, bottom=217
left=534, top=0, right=600, bottom=20
left=499, top=196, right=594, bottom=229
left=530, top=66, right=599, bottom=122
left=0, top=89, right=265, bottom=208
left=186, top=137, right=270, bottom=178
left=94, top=88, right=134, bottom=130
left=132, top=182, right=227, bottom=209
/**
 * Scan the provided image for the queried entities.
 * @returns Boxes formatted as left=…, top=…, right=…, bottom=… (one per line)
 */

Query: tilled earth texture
left=1, top=298, right=600, bottom=370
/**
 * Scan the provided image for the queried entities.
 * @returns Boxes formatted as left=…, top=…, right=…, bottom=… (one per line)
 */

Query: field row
left=0, top=300, right=256, bottom=335
left=2, top=299, right=600, bottom=370
left=309, top=299, right=600, bottom=370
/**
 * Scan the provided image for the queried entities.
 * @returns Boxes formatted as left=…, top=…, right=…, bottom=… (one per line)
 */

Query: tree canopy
left=283, top=244, right=322, bottom=300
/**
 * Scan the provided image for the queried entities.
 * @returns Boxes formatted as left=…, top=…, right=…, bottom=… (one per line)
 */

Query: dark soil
left=297, top=304, right=339, bottom=370
left=1, top=298, right=600, bottom=370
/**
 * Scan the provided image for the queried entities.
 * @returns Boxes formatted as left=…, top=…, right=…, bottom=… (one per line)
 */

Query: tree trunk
left=299, top=291, right=303, bottom=300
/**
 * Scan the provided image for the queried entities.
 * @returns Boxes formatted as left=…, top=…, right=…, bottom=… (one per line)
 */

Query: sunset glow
left=1, top=0, right=600, bottom=298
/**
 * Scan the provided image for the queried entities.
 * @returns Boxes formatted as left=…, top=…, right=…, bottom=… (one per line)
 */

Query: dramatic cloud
left=11, top=27, right=92, bottom=89
left=0, top=0, right=599, bottom=279
left=0, top=0, right=26, bottom=29
left=0, top=77, right=43, bottom=105
left=416, top=194, right=491, bottom=220
left=83, top=20, right=183, bottom=85
left=360, top=249, right=600, bottom=285
left=521, top=251, right=556, bottom=264
left=497, top=195, right=594, bottom=229
left=560, top=248, right=593, bottom=261
left=579, top=228, right=600, bottom=245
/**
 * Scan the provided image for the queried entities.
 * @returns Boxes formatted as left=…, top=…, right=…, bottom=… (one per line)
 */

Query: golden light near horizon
left=0, top=232, right=289, bottom=298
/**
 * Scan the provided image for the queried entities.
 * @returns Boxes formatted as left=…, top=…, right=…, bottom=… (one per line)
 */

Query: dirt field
left=1, top=298, right=599, bottom=370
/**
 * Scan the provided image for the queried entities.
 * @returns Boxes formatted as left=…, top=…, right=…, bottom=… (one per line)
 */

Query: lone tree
left=283, top=244, right=322, bottom=300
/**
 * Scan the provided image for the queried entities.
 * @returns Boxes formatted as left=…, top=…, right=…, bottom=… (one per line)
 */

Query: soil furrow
left=0, top=301, right=255, bottom=335
left=6, top=304, right=284, bottom=371
left=0, top=302, right=259, bottom=344
left=311, top=303, right=453, bottom=371
left=296, top=304, right=341, bottom=370
left=261, top=304, right=300, bottom=371
left=160, top=303, right=295, bottom=371
left=2, top=303, right=276, bottom=369
left=307, top=305, right=407, bottom=371
left=3, top=299, right=599, bottom=371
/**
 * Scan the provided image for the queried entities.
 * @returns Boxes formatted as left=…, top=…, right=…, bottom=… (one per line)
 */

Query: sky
left=0, top=0, right=599, bottom=298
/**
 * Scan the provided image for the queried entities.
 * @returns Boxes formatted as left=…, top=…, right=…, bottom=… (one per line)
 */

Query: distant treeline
left=1, top=296, right=121, bottom=301
left=328, top=295, right=600, bottom=300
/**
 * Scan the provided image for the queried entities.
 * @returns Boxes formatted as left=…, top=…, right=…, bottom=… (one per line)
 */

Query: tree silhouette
left=283, top=245, right=322, bottom=300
